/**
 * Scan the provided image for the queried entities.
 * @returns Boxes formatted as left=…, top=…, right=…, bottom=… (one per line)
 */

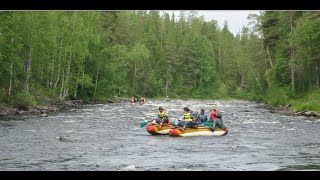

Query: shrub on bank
left=11, top=92, right=36, bottom=110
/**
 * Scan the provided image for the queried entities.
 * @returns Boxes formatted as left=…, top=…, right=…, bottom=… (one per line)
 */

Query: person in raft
left=173, top=107, right=196, bottom=129
left=193, top=109, right=208, bottom=126
left=208, top=108, right=227, bottom=131
left=131, top=97, right=137, bottom=103
left=139, top=97, right=146, bottom=104
left=155, top=106, right=169, bottom=126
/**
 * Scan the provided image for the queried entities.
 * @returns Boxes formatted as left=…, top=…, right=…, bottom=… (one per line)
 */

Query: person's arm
left=194, top=113, right=200, bottom=122
left=163, top=113, right=168, bottom=120
left=204, top=114, right=208, bottom=122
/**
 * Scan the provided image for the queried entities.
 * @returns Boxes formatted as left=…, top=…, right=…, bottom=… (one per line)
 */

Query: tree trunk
left=74, top=71, right=80, bottom=99
left=143, top=77, right=147, bottom=96
left=62, top=52, right=72, bottom=100
left=132, top=62, right=137, bottom=96
left=290, top=64, right=295, bottom=93
left=59, top=69, right=65, bottom=101
left=240, top=74, right=246, bottom=89
left=54, top=55, right=61, bottom=89
left=8, top=60, right=13, bottom=97
left=81, top=65, right=85, bottom=92
left=160, top=20, right=164, bottom=50
left=165, top=79, right=169, bottom=97
left=266, top=46, right=273, bottom=68
left=93, top=66, right=99, bottom=98
left=54, top=39, right=63, bottom=88
left=251, top=67, right=263, bottom=94
left=290, top=11, right=295, bottom=94
left=59, top=51, right=68, bottom=101
left=49, top=54, right=55, bottom=88
left=40, top=65, right=43, bottom=84
left=25, top=46, right=32, bottom=93
left=8, top=37, right=14, bottom=97
left=73, top=54, right=79, bottom=99
left=308, top=66, right=312, bottom=90
left=218, top=33, right=222, bottom=77
left=315, top=62, right=319, bottom=88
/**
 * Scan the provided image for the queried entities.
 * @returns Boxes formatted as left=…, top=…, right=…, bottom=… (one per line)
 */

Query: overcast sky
left=161, top=10, right=261, bottom=35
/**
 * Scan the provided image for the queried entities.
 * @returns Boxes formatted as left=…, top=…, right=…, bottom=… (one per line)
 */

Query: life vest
left=211, top=110, right=222, bottom=120
left=131, top=97, right=136, bottom=103
left=158, top=111, right=166, bottom=118
left=184, top=112, right=193, bottom=121
left=142, top=98, right=146, bottom=103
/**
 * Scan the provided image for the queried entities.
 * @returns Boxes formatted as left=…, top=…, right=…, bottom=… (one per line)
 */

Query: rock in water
left=39, top=113, right=48, bottom=117
left=59, top=136, right=72, bottom=142
left=121, top=165, right=136, bottom=171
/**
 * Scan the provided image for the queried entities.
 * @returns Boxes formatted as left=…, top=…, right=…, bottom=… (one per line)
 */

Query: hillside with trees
left=0, top=11, right=319, bottom=113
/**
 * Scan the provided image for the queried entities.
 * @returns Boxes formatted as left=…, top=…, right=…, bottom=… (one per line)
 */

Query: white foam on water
left=286, top=128, right=296, bottom=131
left=120, top=165, right=136, bottom=171
left=62, top=120, right=75, bottom=123
left=26, top=130, right=37, bottom=132
left=99, top=109, right=112, bottom=112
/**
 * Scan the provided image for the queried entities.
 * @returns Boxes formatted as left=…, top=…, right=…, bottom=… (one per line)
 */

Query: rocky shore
left=0, top=97, right=128, bottom=119
left=2, top=98, right=319, bottom=119
left=256, top=102, right=320, bottom=118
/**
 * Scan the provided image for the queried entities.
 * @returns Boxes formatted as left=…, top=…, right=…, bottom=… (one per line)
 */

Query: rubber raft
left=146, top=123, right=173, bottom=135
left=146, top=123, right=228, bottom=137
left=169, top=127, right=228, bottom=137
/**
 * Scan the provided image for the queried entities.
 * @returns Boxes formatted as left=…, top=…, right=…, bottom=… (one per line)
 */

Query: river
left=0, top=99, right=319, bottom=171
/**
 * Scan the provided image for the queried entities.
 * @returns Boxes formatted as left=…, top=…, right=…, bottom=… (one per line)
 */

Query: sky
left=161, top=10, right=261, bottom=35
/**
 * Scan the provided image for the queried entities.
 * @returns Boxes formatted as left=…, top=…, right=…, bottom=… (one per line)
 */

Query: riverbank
left=255, top=102, right=320, bottom=118
left=2, top=98, right=320, bottom=119
left=0, top=97, right=128, bottom=119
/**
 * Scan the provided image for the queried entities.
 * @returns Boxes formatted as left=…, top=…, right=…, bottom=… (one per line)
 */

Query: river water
left=0, top=99, right=319, bottom=171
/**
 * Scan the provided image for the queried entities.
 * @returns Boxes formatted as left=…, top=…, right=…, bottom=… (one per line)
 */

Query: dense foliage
left=0, top=11, right=319, bottom=111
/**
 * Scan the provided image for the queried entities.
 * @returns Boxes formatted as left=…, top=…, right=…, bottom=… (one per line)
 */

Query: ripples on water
left=0, top=99, right=319, bottom=171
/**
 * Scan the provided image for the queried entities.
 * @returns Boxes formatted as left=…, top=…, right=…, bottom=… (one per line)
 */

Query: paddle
left=140, top=120, right=169, bottom=128
left=171, top=119, right=184, bottom=125
left=140, top=121, right=151, bottom=128
left=140, top=119, right=156, bottom=128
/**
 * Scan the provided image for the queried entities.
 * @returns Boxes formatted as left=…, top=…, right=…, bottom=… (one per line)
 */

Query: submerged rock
left=39, top=113, right=48, bottom=117
left=59, top=136, right=73, bottom=142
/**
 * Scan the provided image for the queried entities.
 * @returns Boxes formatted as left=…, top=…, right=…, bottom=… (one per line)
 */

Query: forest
left=0, top=11, right=319, bottom=112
